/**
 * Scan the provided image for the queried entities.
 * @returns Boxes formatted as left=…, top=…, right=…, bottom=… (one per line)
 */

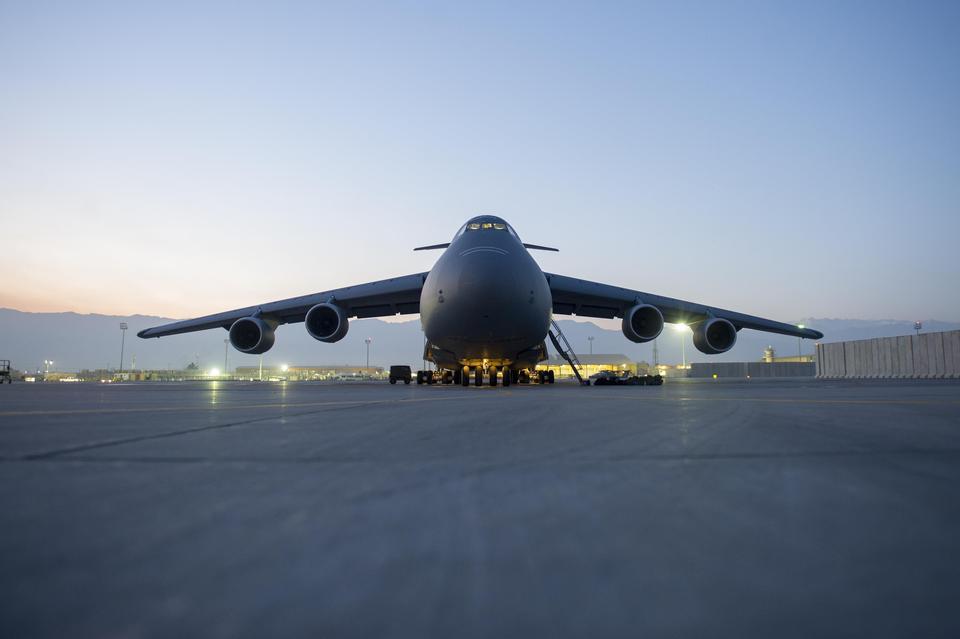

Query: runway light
left=209, top=367, right=220, bottom=376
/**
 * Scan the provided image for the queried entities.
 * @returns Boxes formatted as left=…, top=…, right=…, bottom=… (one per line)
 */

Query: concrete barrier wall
left=816, top=330, right=960, bottom=379
left=688, top=362, right=815, bottom=378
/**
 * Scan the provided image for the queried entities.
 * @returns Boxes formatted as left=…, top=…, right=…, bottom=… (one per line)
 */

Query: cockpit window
left=466, top=222, right=507, bottom=231
left=455, top=217, right=518, bottom=239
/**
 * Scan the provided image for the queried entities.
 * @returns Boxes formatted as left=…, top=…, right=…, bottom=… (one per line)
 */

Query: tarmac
left=1, top=378, right=959, bottom=638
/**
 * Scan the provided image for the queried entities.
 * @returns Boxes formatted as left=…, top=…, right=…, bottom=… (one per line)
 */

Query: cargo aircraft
left=139, top=215, right=823, bottom=386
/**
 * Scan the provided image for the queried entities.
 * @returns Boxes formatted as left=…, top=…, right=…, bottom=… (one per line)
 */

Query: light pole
left=587, top=335, right=594, bottom=355
left=672, top=323, right=689, bottom=369
left=365, top=337, right=372, bottom=369
left=223, top=339, right=229, bottom=378
left=797, top=324, right=805, bottom=361
left=119, top=322, right=128, bottom=373
left=914, top=321, right=922, bottom=336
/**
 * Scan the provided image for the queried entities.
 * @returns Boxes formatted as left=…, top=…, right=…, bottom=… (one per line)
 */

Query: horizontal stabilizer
left=413, top=243, right=450, bottom=251
left=523, top=243, right=559, bottom=252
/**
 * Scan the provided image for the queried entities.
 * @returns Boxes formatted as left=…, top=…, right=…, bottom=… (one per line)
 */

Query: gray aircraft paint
left=420, top=215, right=552, bottom=369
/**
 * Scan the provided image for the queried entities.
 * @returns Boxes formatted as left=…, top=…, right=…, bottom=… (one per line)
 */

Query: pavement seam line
left=14, top=395, right=494, bottom=461
left=0, top=393, right=491, bottom=417
left=583, top=394, right=960, bottom=406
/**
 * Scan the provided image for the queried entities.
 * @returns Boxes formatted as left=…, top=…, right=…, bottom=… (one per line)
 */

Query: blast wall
left=816, top=330, right=960, bottom=379
left=688, top=362, right=815, bottom=378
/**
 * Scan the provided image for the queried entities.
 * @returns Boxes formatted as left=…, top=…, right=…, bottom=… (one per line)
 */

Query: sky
left=1, top=1, right=958, bottom=323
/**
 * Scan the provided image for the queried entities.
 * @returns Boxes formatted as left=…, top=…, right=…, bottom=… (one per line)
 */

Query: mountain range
left=1, top=308, right=957, bottom=373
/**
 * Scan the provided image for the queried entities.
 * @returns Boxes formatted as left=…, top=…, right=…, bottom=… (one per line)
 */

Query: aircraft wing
left=544, top=272, right=823, bottom=339
left=138, top=272, right=428, bottom=338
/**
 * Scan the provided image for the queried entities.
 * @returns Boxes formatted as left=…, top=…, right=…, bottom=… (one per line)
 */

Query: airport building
left=762, top=345, right=815, bottom=364
left=537, top=355, right=653, bottom=379
left=233, top=365, right=384, bottom=381
left=15, top=366, right=386, bottom=383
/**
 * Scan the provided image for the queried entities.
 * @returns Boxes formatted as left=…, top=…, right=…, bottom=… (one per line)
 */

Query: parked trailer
left=0, top=360, right=11, bottom=384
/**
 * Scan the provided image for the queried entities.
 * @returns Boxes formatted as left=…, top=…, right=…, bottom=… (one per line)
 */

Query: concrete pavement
left=1, top=379, right=959, bottom=637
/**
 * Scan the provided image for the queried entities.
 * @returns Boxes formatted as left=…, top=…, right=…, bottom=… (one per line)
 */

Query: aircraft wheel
left=416, top=371, right=424, bottom=385
left=474, top=368, right=483, bottom=386
left=489, top=367, right=497, bottom=387
left=404, top=379, right=410, bottom=384
left=502, top=369, right=511, bottom=386
left=453, top=369, right=462, bottom=385
left=390, top=379, right=396, bottom=385
left=547, top=370, right=555, bottom=384
left=462, top=368, right=470, bottom=386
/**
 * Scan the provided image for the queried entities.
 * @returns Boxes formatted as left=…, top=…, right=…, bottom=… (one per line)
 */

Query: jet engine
left=305, top=303, right=349, bottom=343
left=228, top=317, right=276, bottom=354
left=692, top=318, right=738, bottom=354
left=621, top=304, right=664, bottom=343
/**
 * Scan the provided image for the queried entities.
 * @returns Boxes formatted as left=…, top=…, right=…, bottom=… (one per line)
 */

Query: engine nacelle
left=228, top=317, right=276, bottom=354
left=692, top=318, right=738, bottom=355
left=305, top=303, right=349, bottom=343
left=621, top=304, right=664, bottom=343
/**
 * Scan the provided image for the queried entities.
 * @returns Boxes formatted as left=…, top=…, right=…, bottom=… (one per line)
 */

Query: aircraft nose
left=456, top=252, right=520, bottom=306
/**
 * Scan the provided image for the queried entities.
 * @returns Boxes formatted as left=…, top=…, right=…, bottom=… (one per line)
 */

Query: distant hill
left=1, top=308, right=957, bottom=373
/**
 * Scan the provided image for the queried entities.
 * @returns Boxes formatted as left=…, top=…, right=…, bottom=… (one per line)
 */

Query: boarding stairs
left=547, top=320, right=589, bottom=386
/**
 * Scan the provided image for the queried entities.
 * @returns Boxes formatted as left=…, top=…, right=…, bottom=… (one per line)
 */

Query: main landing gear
left=419, top=366, right=553, bottom=387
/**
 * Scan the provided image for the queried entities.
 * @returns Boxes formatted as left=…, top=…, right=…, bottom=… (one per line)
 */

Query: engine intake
left=305, top=303, right=349, bottom=343
left=622, top=304, right=664, bottom=343
left=228, top=317, right=276, bottom=354
left=692, top=318, right=738, bottom=354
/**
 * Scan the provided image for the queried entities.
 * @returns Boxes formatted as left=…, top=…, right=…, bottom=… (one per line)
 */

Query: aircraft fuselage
left=419, top=218, right=552, bottom=370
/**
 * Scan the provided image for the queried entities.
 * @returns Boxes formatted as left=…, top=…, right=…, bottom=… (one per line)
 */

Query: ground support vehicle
left=0, top=360, right=11, bottom=384
left=591, top=370, right=664, bottom=386
left=389, top=365, right=412, bottom=385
